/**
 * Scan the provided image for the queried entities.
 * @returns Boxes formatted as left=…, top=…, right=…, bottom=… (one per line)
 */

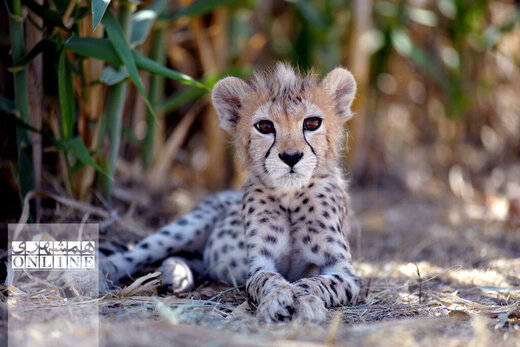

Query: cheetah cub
left=101, top=63, right=362, bottom=323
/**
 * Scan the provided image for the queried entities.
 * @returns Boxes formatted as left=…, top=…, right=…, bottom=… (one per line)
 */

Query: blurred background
left=1, top=0, right=519, bottom=227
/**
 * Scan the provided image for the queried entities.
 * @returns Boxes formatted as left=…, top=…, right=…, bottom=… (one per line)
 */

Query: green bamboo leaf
left=0, top=95, right=16, bottom=114
left=54, top=137, right=109, bottom=177
left=162, top=0, right=252, bottom=20
left=132, top=52, right=209, bottom=90
left=4, top=111, right=40, bottom=133
left=158, top=87, right=205, bottom=112
left=158, top=67, right=251, bottom=111
left=130, top=0, right=168, bottom=45
left=100, top=66, right=129, bottom=85
left=65, top=37, right=207, bottom=89
left=11, top=39, right=50, bottom=68
left=69, top=159, right=86, bottom=174
left=65, top=37, right=121, bottom=65
left=102, top=10, right=156, bottom=117
left=3, top=111, right=108, bottom=177
left=58, top=49, right=76, bottom=140
left=92, top=0, right=111, bottom=30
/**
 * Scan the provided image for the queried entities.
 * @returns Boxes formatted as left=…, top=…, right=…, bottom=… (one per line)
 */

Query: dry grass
left=3, top=189, right=520, bottom=346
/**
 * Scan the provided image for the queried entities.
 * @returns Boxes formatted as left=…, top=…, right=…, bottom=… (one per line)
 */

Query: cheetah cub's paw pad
left=294, top=294, right=328, bottom=323
left=256, top=287, right=296, bottom=323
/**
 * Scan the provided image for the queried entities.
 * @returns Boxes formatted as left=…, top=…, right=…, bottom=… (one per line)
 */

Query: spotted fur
left=101, top=63, right=362, bottom=322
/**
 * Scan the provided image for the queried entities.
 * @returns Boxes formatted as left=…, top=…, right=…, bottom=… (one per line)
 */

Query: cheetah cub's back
left=101, top=63, right=362, bottom=323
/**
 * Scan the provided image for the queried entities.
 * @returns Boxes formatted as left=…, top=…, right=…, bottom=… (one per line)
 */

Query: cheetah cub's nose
left=279, top=151, right=304, bottom=167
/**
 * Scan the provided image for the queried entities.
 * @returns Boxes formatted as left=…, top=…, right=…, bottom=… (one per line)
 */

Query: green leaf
left=65, top=37, right=208, bottom=89
left=65, top=37, right=121, bottom=65
left=133, top=52, right=209, bottom=90
left=162, top=0, right=252, bottom=20
left=11, top=39, right=50, bottom=68
left=130, top=0, right=168, bottom=45
left=0, top=95, right=16, bottom=114
left=102, top=10, right=156, bottom=117
left=58, top=49, right=76, bottom=140
left=54, top=137, right=109, bottom=177
left=157, top=67, right=250, bottom=112
left=92, top=0, right=111, bottom=30
left=158, top=87, right=205, bottom=112
left=100, top=66, right=129, bottom=85
left=4, top=111, right=41, bottom=133
left=3, top=111, right=108, bottom=177
left=69, top=159, right=86, bottom=174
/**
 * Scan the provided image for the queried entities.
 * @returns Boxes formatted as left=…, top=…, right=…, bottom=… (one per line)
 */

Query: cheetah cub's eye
left=255, top=120, right=275, bottom=134
left=303, top=117, right=322, bottom=131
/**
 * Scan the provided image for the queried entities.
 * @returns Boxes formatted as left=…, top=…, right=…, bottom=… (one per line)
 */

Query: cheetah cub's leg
left=247, top=272, right=295, bottom=322
left=292, top=264, right=361, bottom=322
left=242, top=188, right=296, bottom=322
left=203, top=199, right=248, bottom=285
left=101, top=191, right=240, bottom=291
left=291, top=187, right=361, bottom=321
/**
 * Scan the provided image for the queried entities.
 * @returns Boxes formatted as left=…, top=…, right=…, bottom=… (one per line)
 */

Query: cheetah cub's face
left=212, top=64, right=356, bottom=190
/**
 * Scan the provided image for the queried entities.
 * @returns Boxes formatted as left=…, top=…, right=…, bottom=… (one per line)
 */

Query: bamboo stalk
left=76, top=2, right=105, bottom=201
left=190, top=11, right=228, bottom=189
left=27, top=0, right=43, bottom=217
left=8, top=0, right=35, bottom=209
left=347, top=0, right=372, bottom=181
left=103, top=0, right=134, bottom=201
left=142, top=25, right=166, bottom=169
left=104, top=81, right=127, bottom=199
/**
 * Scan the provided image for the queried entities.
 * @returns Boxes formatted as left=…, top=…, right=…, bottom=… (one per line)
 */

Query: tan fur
left=101, top=63, right=361, bottom=324
left=216, top=64, right=354, bottom=177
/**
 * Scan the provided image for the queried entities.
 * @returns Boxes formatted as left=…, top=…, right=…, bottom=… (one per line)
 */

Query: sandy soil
left=3, top=189, right=520, bottom=346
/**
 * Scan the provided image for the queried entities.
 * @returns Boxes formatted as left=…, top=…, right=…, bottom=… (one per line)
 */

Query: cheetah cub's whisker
left=101, top=63, right=362, bottom=323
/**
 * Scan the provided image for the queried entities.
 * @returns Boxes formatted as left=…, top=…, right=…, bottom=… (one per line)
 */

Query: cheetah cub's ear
left=321, top=68, right=357, bottom=122
left=211, top=77, right=250, bottom=133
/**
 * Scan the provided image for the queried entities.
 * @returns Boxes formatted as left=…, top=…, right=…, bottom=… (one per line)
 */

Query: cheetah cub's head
left=211, top=63, right=356, bottom=190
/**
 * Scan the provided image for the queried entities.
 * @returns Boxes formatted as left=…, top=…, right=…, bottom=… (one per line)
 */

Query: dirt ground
left=3, top=189, right=520, bottom=346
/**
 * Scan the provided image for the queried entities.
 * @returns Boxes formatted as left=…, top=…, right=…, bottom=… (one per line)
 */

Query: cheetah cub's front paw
left=256, top=286, right=295, bottom=323
left=293, top=294, right=328, bottom=323
left=157, top=257, right=194, bottom=293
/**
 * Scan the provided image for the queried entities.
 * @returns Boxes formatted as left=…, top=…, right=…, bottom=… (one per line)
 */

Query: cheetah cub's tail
left=100, top=191, right=242, bottom=292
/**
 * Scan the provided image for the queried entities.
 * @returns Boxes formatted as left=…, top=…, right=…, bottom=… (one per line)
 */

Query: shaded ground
left=3, top=189, right=520, bottom=346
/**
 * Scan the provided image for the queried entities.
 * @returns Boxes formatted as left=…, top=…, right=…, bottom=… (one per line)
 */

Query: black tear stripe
left=262, top=131, right=277, bottom=175
left=303, top=130, right=318, bottom=168
left=265, top=131, right=276, bottom=159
